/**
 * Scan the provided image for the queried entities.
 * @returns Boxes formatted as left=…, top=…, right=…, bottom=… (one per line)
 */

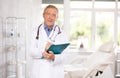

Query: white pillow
left=98, top=41, right=115, bottom=52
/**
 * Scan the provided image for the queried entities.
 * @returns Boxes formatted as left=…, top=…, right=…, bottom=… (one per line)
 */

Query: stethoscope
left=36, top=24, right=61, bottom=42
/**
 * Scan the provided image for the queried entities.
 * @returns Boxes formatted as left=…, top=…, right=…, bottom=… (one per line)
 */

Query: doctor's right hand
left=42, top=51, right=55, bottom=60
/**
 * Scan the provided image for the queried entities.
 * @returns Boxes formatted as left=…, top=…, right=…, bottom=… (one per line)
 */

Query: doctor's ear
left=43, top=13, right=45, bottom=18
left=55, top=15, right=58, bottom=20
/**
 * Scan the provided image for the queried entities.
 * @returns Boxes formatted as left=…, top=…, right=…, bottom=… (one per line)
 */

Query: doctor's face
left=43, top=8, right=58, bottom=28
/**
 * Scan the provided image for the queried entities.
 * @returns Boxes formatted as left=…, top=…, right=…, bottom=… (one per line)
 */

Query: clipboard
left=47, top=43, right=70, bottom=54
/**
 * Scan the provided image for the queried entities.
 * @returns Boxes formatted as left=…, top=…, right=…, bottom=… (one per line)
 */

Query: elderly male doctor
left=30, top=5, right=69, bottom=78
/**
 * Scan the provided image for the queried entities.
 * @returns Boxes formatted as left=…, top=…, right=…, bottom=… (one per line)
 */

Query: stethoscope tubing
left=36, top=24, right=61, bottom=42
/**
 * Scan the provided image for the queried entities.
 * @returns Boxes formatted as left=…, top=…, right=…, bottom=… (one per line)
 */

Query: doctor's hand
left=42, top=51, right=55, bottom=60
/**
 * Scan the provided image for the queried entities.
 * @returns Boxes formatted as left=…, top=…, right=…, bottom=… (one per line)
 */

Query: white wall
left=0, top=0, right=42, bottom=78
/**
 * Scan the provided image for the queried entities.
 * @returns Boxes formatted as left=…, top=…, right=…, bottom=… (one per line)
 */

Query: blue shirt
left=44, top=25, right=53, bottom=37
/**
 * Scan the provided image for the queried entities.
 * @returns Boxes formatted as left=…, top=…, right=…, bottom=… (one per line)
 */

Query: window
left=95, top=1, right=115, bottom=9
left=95, top=12, right=114, bottom=49
left=71, top=1, right=92, bottom=9
left=70, top=10, right=91, bottom=49
left=70, top=0, right=118, bottom=50
left=70, top=1, right=92, bottom=49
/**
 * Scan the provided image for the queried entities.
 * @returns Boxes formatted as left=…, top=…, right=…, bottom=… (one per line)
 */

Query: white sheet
left=64, top=51, right=115, bottom=78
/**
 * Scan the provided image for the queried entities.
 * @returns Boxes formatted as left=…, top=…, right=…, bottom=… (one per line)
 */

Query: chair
left=64, top=41, right=116, bottom=78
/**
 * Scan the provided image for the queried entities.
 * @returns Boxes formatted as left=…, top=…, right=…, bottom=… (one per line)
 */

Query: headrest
left=98, top=41, right=115, bottom=53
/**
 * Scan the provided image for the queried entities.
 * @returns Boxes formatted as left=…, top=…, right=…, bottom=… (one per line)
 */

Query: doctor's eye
left=45, top=12, right=57, bottom=17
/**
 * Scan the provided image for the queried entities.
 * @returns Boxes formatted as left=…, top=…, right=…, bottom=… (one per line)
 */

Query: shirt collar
left=44, top=24, right=53, bottom=31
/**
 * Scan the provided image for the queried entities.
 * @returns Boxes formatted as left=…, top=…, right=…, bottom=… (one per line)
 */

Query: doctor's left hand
left=42, top=51, right=55, bottom=60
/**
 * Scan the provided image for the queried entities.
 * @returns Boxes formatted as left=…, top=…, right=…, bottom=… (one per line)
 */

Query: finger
left=49, top=51, right=54, bottom=54
left=42, top=51, right=48, bottom=58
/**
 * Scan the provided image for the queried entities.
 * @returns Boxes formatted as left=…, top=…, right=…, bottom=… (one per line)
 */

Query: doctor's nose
left=46, top=13, right=57, bottom=19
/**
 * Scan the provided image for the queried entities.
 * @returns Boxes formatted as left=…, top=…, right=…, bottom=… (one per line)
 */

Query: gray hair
left=43, top=5, right=58, bottom=13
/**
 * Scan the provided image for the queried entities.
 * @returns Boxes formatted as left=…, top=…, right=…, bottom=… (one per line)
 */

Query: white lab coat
left=30, top=24, right=69, bottom=78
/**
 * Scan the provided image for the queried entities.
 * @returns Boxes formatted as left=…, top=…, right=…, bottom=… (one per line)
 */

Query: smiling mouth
left=48, top=20, right=53, bottom=23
